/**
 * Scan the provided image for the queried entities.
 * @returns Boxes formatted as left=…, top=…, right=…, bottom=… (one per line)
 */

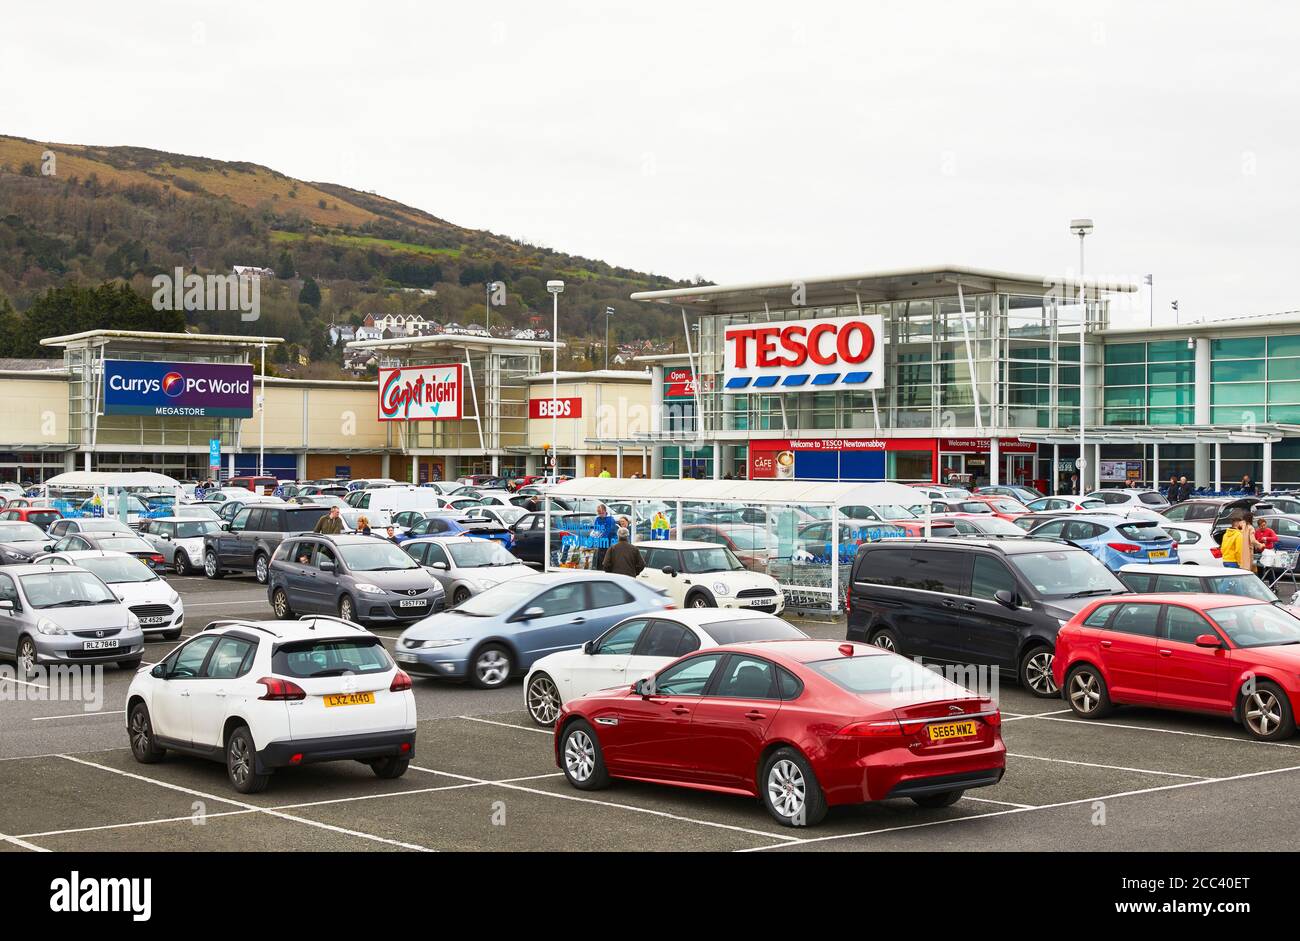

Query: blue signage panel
left=209, top=438, right=221, bottom=468
left=104, top=360, right=254, bottom=418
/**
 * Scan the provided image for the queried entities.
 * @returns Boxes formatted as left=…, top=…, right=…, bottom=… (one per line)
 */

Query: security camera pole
left=1071, top=218, right=1094, bottom=496
left=604, top=306, right=615, bottom=370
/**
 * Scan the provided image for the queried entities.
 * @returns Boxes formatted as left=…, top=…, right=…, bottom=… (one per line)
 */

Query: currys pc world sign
left=378, top=364, right=463, bottom=421
left=723, top=314, right=884, bottom=394
left=104, top=360, right=254, bottom=417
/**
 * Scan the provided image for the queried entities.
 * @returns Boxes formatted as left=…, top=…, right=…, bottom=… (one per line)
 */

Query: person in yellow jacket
left=1220, top=522, right=1243, bottom=568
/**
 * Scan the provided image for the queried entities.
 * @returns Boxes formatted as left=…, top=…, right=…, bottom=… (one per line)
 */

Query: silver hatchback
left=0, top=564, right=144, bottom=678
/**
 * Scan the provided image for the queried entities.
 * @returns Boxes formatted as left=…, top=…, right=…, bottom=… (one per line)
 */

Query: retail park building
left=3, top=265, right=1300, bottom=490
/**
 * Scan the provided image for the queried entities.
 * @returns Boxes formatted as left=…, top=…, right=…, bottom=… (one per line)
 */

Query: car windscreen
left=1007, top=549, right=1126, bottom=599
left=94, top=537, right=154, bottom=553
left=1118, top=523, right=1171, bottom=542
left=719, top=529, right=776, bottom=550
left=78, top=520, right=134, bottom=533
left=956, top=502, right=994, bottom=514
left=79, top=556, right=158, bottom=583
left=810, top=654, right=967, bottom=697
left=1205, top=604, right=1300, bottom=648
left=176, top=506, right=220, bottom=520
left=27, top=511, right=60, bottom=525
left=1138, top=492, right=1167, bottom=505
left=0, top=523, right=46, bottom=542
left=489, top=507, right=527, bottom=525
left=680, top=547, right=744, bottom=573
left=281, top=508, right=326, bottom=530
left=975, top=518, right=1028, bottom=536
left=338, top=542, right=419, bottom=572
left=700, top=617, right=807, bottom=644
left=175, top=520, right=222, bottom=538
left=272, top=637, right=393, bottom=677
left=1208, top=574, right=1277, bottom=603
left=448, top=541, right=519, bottom=568
left=453, top=579, right=542, bottom=617
left=20, top=571, right=117, bottom=607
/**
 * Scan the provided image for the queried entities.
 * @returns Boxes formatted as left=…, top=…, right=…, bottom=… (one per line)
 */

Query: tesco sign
left=723, top=314, right=883, bottom=394
left=529, top=397, right=583, bottom=419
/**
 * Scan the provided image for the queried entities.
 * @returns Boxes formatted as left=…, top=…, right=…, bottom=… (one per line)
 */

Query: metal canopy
left=630, top=265, right=1138, bottom=316
left=545, top=477, right=920, bottom=508
left=1019, top=424, right=1300, bottom=445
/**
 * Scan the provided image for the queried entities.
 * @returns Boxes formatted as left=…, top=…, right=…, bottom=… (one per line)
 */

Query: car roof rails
left=202, top=619, right=282, bottom=637
left=297, top=615, right=367, bottom=632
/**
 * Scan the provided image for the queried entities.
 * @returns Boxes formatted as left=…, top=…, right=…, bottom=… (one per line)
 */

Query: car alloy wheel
left=527, top=674, right=562, bottom=725
left=339, top=596, right=355, bottom=622
left=1069, top=670, right=1101, bottom=714
left=272, top=589, right=290, bottom=619
left=17, top=637, right=36, bottom=680
left=255, top=554, right=269, bottom=584
left=1022, top=649, right=1058, bottom=696
left=475, top=648, right=510, bottom=687
left=1245, top=688, right=1283, bottom=737
left=174, top=552, right=189, bottom=576
left=228, top=734, right=252, bottom=787
left=205, top=553, right=219, bottom=577
left=871, top=632, right=896, bottom=652
left=689, top=593, right=711, bottom=609
left=564, top=728, right=596, bottom=782
left=766, top=758, right=806, bottom=821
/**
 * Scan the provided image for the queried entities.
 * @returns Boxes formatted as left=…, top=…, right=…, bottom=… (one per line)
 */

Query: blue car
left=395, top=512, right=512, bottom=549
left=1026, top=513, right=1179, bottom=570
left=393, top=571, right=671, bottom=688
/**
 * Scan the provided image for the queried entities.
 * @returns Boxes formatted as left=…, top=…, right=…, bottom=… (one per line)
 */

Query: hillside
left=0, top=134, right=701, bottom=373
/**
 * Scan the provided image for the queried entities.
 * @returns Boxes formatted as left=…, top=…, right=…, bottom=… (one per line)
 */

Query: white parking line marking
left=20, top=810, right=255, bottom=839
left=409, top=765, right=797, bottom=842
left=0, top=832, right=49, bottom=852
left=1024, top=713, right=1300, bottom=748
left=0, top=676, right=49, bottom=690
left=456, top=715, right=551, bottom=735
left=962, top=795, right=1035, bottom=809
left=737, top=761, right=1300, bottom=851
left=1002, top=709, right=1071, bottom=722
left=1008, top=752, right=1207, bottom=779
left=186, top=600, right=270, bottom=608
left=32, top=710, right=125, bottom=722
left=58, top=754, right=436, bottom=852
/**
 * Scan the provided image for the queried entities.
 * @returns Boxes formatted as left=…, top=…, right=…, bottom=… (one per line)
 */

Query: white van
left=349, top=485, right=450, bottom=520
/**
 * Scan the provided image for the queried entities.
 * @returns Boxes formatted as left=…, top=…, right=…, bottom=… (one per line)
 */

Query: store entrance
left=1006, top=454, right=1036, bottom=489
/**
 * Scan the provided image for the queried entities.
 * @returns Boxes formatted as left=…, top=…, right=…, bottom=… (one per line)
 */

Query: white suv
left=634, top=539, right=785, bottom=613
left=126, top=617, right=417, bottom=793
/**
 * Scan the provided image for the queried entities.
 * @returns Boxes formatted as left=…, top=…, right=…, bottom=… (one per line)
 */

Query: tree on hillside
left=299, top=276, right=321, bottom=309
left=275, top=250, right=296, bottom=279
left=10, top=283, right=184, bottom=357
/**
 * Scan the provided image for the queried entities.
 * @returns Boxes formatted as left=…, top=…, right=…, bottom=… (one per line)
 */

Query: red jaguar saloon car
left=554, top=640, right=1005, bottom=827
left=1053, top=593, right=1300, bottom=740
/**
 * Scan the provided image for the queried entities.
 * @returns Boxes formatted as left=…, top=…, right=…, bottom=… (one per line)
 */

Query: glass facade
left=1102, top=340, right=1195, bottom=426
left=1209, top=335, right=1300, bottom=425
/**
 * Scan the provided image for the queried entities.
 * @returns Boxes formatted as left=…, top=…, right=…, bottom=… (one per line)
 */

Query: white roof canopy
left=42, top=471, right=182, bottom=490
left=545, top=477, right=921, bottom=508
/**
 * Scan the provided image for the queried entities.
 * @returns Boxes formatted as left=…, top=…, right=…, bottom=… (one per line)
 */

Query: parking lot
left=2, top=573, right=1299, bottom=852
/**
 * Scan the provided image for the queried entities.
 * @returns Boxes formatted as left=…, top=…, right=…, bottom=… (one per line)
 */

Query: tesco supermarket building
left=627, top=266, right=1300, bottom=493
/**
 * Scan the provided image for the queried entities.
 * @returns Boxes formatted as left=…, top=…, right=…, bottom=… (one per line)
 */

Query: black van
left=846, top=538, right=1128, bottom=697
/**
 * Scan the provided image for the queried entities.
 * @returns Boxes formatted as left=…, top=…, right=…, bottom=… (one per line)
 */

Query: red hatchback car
left=1053, top=593, right=1300, bottom=740
left=555, top=640, right=1005, bottom=826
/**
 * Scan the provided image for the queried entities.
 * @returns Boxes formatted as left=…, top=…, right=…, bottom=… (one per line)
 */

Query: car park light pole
left=547, top=281, right=564, bottom=482
left=1071, top=218, right=1093, bottom=497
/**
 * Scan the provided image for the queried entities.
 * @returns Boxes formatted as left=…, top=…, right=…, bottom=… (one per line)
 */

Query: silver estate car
left=0, top=563, right=144, bottom=678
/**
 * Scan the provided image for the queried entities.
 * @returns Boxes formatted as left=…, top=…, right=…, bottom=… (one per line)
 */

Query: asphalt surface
left=1, top=573, right=1298, bottom=852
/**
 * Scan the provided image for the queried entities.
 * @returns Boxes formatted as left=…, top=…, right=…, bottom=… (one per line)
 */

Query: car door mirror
left=150, top=663, right=166, bottom=679
left=582, top=639, right=595, bottom=655
left=662, top=566, right=677, bottom=577
left=633, top=676, right=655, bottom=697
left=993, top=589, right=1019, bottom=609
left=42, top=544, right=53, bottom=552
left=519, top=606, right=545, bottom=621
left=431, top=561, right=448, bottom=570
left=0, top=600, right=12, bottom=612
left=319, top=559, right=335, bottom=572
left=161, top=534, right=171, bottom=541
left=220, top=523, right=230, bottom=531
left=1195, top=634, right=1223, bottom=649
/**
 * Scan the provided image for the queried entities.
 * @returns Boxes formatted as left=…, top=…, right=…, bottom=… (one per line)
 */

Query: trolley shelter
left=541, top=478, right=926, bottom=611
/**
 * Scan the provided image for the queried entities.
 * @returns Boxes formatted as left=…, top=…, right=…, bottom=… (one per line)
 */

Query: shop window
left=1212, top=337, right=1266, bottom=360
left=1210, top=382, right=1265, bottom=406
left=1146, top=340, right=1195, bottom=362
left=1104, top=343, right=1145, bottom=364
left=1211, top=360, right=1265, bottom=383
left=1103, top=364, right=1145, bottom=386
left=1269, top=336, right=1300, bottom=358
left=1268, top=358, right=1300, bottom=381
left=1147, top=362, right=1194, bottom=384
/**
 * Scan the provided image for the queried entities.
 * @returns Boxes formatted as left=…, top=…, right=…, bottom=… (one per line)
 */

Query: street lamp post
left=1071, top=218, right=1094, bottom=497
left=604, top=306, right=615, bottom=370
left=258, top=342, right=266, bottom=477
left=547, top=281, right=564, bottom=478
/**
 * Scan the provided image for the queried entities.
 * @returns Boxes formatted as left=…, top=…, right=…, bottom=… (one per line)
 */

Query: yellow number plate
left=1148, top=549, right=1169, bottom=559
left=323, top=692, right=375, bottom=708
left=928, top=720, right=977, bottom=741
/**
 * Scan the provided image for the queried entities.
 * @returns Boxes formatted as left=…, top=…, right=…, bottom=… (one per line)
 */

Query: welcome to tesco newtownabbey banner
left=103, top=360, right=255, bottom=418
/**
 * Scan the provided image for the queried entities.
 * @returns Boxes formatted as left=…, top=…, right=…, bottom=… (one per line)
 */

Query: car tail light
left=150, top=553, right=165, bottom=565
left=1211, top=547, right=1222, bottom=559
left=983, top=711, right=1002, bottom=728
left=1107, top=542, right=1142, bottom=553
left=257, top=676, right=306, bottom=701
left=836, top=720, right=906, bottom=737
left=390, top=670, right=413, bottom=692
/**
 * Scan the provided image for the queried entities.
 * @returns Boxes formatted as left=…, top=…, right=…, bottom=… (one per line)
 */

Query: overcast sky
left=5, top=0, right=1298, bottom=325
